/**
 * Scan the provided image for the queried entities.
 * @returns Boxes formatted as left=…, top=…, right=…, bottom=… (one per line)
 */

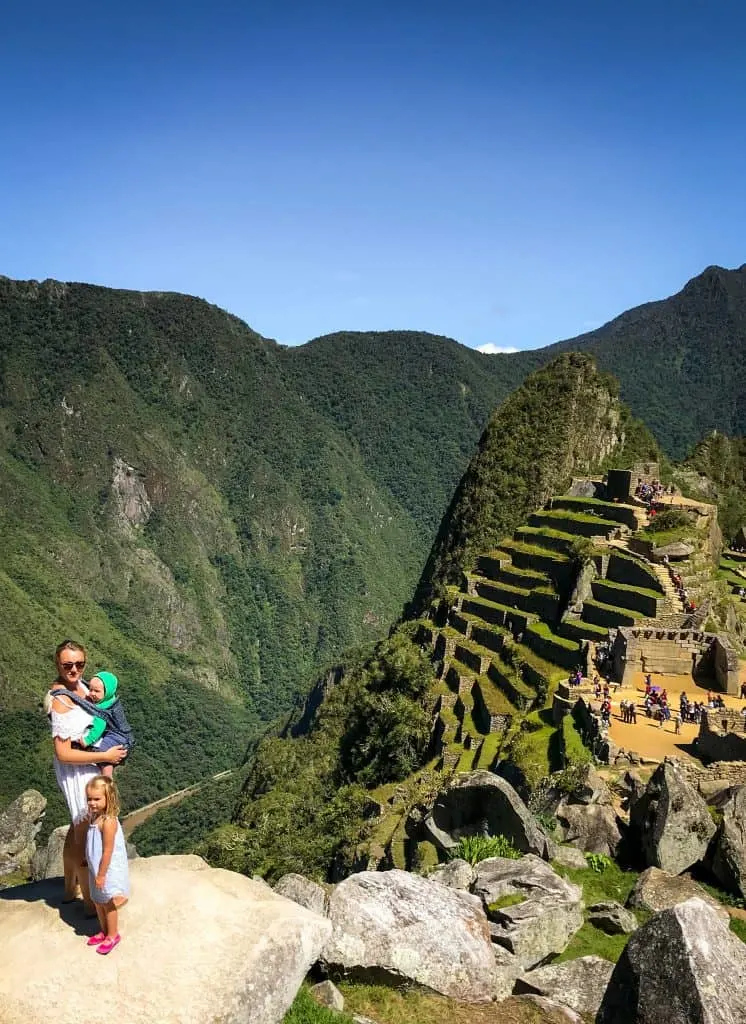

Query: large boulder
left=0, top=790, right=46, bottom=877
left=555, top=802, right=622, bottom=857
left=514, top=955, right=615, bottom=1017
left=597, top=898, right=746, bottom=1023
left=273, top=873, right=328, bottom=916
left=565, top=764, right=613, bottom=806
left=587, top=901, right=638, bottom=935
left=425, top=771, right=555, bottom=859
left=429, top=857, right=476, bottom=890
left=322, top=869, right=512, bottom=1001
left=474, top=854, right=584, bottom=968
left=711, top=785, right=746, bottom=897
left=0, top=854, right=331, bottom=1024
left=31, top=825, right=138, bottom=881
left=626, top=866, right=729, bottom=922
left=629, top=759, right=715, bottom=874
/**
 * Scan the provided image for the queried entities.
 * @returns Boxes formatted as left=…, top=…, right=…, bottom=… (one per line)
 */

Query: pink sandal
left=86, top=932, right=106, bottom=946
left=96, top=934, right=121, bottom=955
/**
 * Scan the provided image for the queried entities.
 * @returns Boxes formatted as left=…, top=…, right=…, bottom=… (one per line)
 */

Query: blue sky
left=1, top=1, right=744, bottom=350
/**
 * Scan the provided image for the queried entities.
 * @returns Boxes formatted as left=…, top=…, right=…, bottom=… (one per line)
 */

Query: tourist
left=740, top=681, right=746, bottom=701
left=620, top=699, right=627, bottom=722
left=630, top=702, right=637, bottom=723
left=84, top=775, right=129, bottom=954
left=45, top=641, right=127, bottom=910
left=674, top=712, right=681, bottom=735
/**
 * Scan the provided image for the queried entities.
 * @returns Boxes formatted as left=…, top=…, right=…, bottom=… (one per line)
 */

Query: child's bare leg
left=72, top=821, right=95, bottom=914
left=101, top=899, right=119, bottom=938
left=100, top=764, right=114, bottom=779
left=95, top=902, right=107, bottom=935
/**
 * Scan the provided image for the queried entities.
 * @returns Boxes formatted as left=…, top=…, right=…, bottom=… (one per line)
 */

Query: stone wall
left=677, top=757, right=746, bottom=794
left=610, top=627, right=738, bottom=691
left=697, top=708, right=746, bottom=763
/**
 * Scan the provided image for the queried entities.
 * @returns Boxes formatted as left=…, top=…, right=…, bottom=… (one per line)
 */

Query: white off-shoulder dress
left=48, top=694, right=99, bottom=825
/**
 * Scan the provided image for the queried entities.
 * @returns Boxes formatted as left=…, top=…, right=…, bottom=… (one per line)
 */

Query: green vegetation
left=450, top=834, right=521, bottom=864
left=646, top=509, right=693, bottom=533
left=553, top=859, right=643, bottom=963
left=410, top=354, right=647, bottom=612
left=283, top=988, right=354, bottom=1024
left=200, top=630, right=438, bottom=882
left=561, top=716, right=592, bottom=770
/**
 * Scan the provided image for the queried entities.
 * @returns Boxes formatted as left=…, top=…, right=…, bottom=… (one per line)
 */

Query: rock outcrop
left=474, top=855, right=584, bottom=968
left=514, top=955, right=614, bottom=1017
left=321, top=869, right=508, bottom=1001
left=629, top=759, right=715, bottom=874
left=425, top=771, right=555, bottom=859
left=587, top=901, right=638, bottom=935
left=0, top=854, right=331, bottom=1024
left=597, top=898, right=746, bottom=1023
left=0, top=790, right=46, bottom=878
left=273, top=873, right=328, bottom=916
left=711, top=785, right=746, bottom=897
left=430, top=857, right=476, bottom=890
left=555, top=802, right=622, bottom=857
left=626, top=866, right=730, bottom=921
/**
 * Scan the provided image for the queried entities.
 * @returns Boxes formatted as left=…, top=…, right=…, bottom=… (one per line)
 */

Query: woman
left=46, top=640, right=127, bottom=911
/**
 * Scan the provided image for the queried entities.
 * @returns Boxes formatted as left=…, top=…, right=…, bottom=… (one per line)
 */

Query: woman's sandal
left=86, top=932, right=106, bottom=946
left=96, top=934, right=121, bottom=955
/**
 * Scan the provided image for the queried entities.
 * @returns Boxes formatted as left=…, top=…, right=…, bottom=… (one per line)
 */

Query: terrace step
left=591, top=578, right=661, bottom=617
left=582, top=598, right=637, bottom=628
left=557, top=618, right=609, bottom=644
left=523, top=622, right=583, bottom=671
left=475, top=554, right=550, bottom=590
left=528, top=509, right=619, bottom=539
left=457, top=592, right=536, bottom=635
left=514, top=526, right=578, bottom=555
left=550, top=496, right=644, bottom=530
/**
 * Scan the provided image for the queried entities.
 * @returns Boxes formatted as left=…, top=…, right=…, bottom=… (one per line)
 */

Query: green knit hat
left=92, top=670, right=119, bottom=707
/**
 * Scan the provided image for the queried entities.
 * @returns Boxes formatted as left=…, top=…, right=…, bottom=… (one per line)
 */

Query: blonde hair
left=55, top=639, right=87, bottom=674
left=86, top=775, right=121, bottom=819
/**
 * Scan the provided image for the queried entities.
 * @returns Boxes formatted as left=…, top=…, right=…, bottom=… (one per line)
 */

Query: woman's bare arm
left=53, top=736, right=126, bottom=765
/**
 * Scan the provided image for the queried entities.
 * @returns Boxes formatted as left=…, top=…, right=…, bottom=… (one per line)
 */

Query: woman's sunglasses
left=61, top=661, right=86, bottom=671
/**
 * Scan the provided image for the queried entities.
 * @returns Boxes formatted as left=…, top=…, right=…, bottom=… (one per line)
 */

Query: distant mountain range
left=1, top=263, right=744, bottom=825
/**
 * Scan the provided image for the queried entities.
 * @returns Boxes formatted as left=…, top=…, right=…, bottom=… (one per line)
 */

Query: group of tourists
left=663, top=558, right=698, bottom=614
left=567, top=667, right=585, bottom=687
left=619, top=698, right=638, bottom=723
left=635, top=478, right=669, bottom=505
left=45, top=639, right=134, bottom=955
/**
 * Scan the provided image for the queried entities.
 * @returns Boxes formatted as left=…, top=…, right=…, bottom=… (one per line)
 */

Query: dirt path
left=122, top=769, right=235, bottom=838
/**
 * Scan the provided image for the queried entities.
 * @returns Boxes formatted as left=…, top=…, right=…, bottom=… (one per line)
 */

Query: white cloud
left=476, top=343, right=519, bottom=355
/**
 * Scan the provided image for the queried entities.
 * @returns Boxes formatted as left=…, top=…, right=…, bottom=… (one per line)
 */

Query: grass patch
left=553, top=920, right=632, bottom=964
left=488, top=893, right=526, bottom=912
left=557, top=861, right=640, bottom=907
left=283, top=987, right=355, bottom=1023
left=338, top=982, right=563, bottom=1024
left=451, top=834, right=520, bottom=864
left=526, top=621, right=581, bottom=651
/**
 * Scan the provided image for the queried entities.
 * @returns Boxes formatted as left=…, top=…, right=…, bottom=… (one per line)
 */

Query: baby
left=76, top=671, right=135, bottom=778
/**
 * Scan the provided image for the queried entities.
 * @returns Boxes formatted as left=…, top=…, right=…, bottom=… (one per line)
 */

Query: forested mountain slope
left=0, top=278, right=421, bottom=824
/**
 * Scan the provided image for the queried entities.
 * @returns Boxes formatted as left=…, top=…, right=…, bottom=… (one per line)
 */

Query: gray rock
left=321, top=869, right=506, bottom=1002
left=430, top=857, right=476, bottom=890
left=309, top=980, right=344, bottom=1012
left=654, top=541, right=695, bottom=560
left=587, top=900, right=638, bottom=934
left=555, top=802, right=622, bottom=857
left=568, top=764, right=613, bottom=806
left=0, top=853, right=331, bottom=1024
left=627, top=750, right=641, bottom=765
left=712, top=784, right=746, bottom=898
left=597, top=898, right=746, bottom=1023
left=0, top=790, right=46, bottom=877
left=552, top=845, right=588, bottom=870
left=620, top=769, right=645, bottom=805
left=475, top=854, right=584, bottom=969
left=515, top=955, right=615, bottom=1016
left=626, top=867, right=729, bottom=922
left=274, top=873, right=328, bottom=916
left=629, top=759, right=715, bottom=874
left=426, top=770, right=555, bottom=859
left=352, top=1017, right=378, bottom=1024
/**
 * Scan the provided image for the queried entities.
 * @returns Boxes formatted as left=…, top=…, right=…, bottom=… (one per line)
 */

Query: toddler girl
left=85, top=775, right=130, bottom=954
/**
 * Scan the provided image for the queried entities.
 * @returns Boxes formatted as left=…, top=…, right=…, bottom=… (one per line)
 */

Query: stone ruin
left=610, top=626, right=739, bottom=694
